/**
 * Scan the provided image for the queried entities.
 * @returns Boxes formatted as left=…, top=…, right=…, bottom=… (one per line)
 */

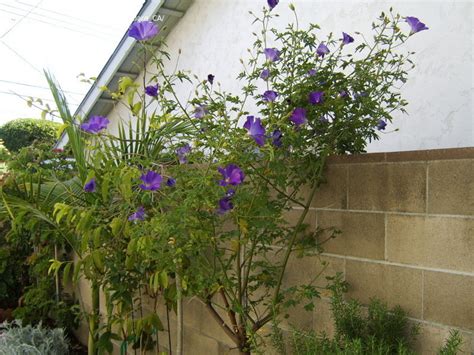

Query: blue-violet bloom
left=271, top=129, right=282, bottom=147
left=80, top=115, right=109, bottom=134
left=128, top=206, right=146, bottom=221
left=218, top=164, right=245, bottom=186
left=309, top=91, right=324, bottom=105
left=307, top=69, right=317, bottom=76
left=316, top=43, right=330, bottom=57
left=139, top=171, right=162, bottom=191
left=207, top=74, right=215, bottom=84
left=264, top=48, right=280, bottom=62
left=176, top=144, right=191, bottom=164
left=405, top=17, right=428, bottom=34
left=260, top=69, right=270, bottom=80
left=263, top=90, right=278, bottom=102
left=128, top=21, right=159, bottom=41
left=267, top=0, right=279, bottom=10
left=84, top=178, right=96, bottom=193
left=194, top=105, right=208, bottom=119
left=145, top=84, right=159, bottom=97
left=290, top=108, right=307, bottom=126
left=376, top=120, right=387, bottom=131
left=217, top=196, right=234, bottom=214
left=167, top=178, right=176, bottom=187
left=244, top=116, right=266, bottom=146
left=341, top=32, right=354, bottom=45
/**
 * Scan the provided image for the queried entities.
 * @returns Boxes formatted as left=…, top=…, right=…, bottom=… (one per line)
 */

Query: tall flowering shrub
left=44, top=2, right=428, bottom=354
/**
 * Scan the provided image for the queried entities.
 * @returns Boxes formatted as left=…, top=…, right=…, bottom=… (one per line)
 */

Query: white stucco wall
left=108, top=0, right=473, bottom=153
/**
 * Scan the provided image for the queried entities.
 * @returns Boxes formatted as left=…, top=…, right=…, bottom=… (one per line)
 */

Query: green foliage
left=0, top=225, right=30, bottom=308
left=328, top=273, right=419, bottom=352
left=271, top=274, right=419, bottom=354
left=438, top=330, right=464, bottom=355
left=0, top=320, right=69, bottom=355
left=0, top=140, right=9, bottom=162
left=0, top=118, right=60, bottom=152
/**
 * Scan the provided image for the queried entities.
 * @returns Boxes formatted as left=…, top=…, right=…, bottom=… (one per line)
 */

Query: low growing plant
left=0, top=320, right=69, bottom=355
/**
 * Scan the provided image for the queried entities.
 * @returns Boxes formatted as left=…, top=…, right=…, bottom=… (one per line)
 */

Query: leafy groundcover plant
left=2, top=0, right=428, bottom=354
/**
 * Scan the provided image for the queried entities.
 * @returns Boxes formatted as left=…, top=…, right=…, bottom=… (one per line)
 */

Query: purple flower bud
left=84, top=178, right=96, bottom=193
left=226, top=189, right=236, bottom=198
left=341, top=32, right=354, bottom=45
left=263, top=90, right=278, bottom=102
left=145, top=84, right=159, bottom=97
left=264, top=48, right=281, bottom=62
left=405, top=17, right=428, bottom=34
left=267, top=0, right=279, bottom=10
left=260, top=69, right=270, bottom=80
left=271, top=129, right=282, bottom=147
left=244, top=116, right=266, bottom=146
left=309, top=91, right=324, bottom=105
left=194, top=105, right=208, bottom=119
left=376, top=120, right=387, bottom=131
left=217, top=196, right=234, bottom=214
left=218, top=164, right=245, bottom=186
left=128, top=21, right=159, bottom=41
left=80, top=115, right=110, bottom=134
left=167, top=178, right=176, bottom=187
left=290, top=108, right=307, bottom=126
left=307, top=69, right=317, bottom=76
left=339, top=90, right=349, bottom=98
left=128, top=206, right=146, bottom=221
left=316, top=43, right=330, bottom=58
left=176, top=144, right=191, bottom=164
left=207, top=74, right=215, bottom=84
left=139, top=171, right=162, bottom=191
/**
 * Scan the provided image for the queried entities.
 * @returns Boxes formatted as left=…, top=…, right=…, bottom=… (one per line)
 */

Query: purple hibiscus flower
left=309, top=91, right=324, bottom=105
left=139, top=171, right=162, bottom=191
left=218, top=164, right=245, bottom=186
left=80, top=115, right=110, bottom=134
left=194, top=105, right=208, bottom=119
left=376, top=119, right=387, bottom=131
left=207, top=74, right=215, bottom=85
left=217, top=196, right=234, bottom=214
left=128, top=206, right=146, bottom=221
left=145, top=83, right=159, bottom=97
left=128, top=21, right=159, bottom=41
left=341, top=32, right=354, bottom=45
left=84, top=178, right=96, bottom=193
left=267, top=0, right=279, bottom=10
left=307, top=69, right=317, bottom=76
left=290, top=108, right=307, bottom=126
left=406, top=17, right=428, bottom=34
left=264, top=48, right=281, bottom=62
left=260, top=69, right=270, bottom=80
left=167, top=177, right=176, bottom=187
left=271, top=129, right=282, bottom=147
left=176, top=144, right=191, bottom=164
left=316, top=43, right=330, bottom=57
left=263, top=90, right=278, bottom=102
left=244, top=116, right=266, bottom=146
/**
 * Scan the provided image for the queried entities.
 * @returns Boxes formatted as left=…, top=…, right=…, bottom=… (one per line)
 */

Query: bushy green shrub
left=0, top=320, right=69, bottom=355
left=271, top=274, right=464, bottom=355
left=0, top=118, right=60, bottom=152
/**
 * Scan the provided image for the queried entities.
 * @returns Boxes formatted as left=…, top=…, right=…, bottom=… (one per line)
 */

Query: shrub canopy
left=0, top=118, right=59, bottom=152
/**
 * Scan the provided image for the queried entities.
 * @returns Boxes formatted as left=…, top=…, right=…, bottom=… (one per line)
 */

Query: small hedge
left=0, top=119, right=60, bottom=152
